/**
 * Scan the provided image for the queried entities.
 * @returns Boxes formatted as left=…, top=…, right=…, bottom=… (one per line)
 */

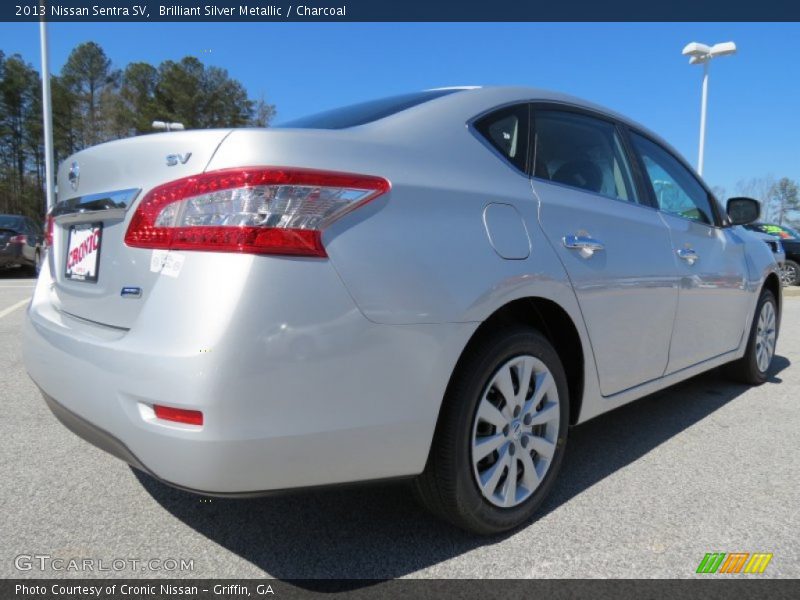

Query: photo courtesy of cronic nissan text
left=0, top=2, right=798, bottom=599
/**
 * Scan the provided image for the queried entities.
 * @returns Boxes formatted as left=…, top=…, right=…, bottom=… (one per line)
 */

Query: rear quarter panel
left=206, top=125, right=586, bottom=328
left=212, top=122, right=606, bottom=429
left=206, top=122, right=603, bottom=423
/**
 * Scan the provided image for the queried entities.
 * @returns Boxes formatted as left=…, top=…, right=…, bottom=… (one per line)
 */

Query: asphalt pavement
left=1, top=269, right=798, bottom=580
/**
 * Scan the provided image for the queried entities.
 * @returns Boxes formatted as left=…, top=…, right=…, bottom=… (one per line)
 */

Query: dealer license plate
left=65, top=223, right=102, bottom=283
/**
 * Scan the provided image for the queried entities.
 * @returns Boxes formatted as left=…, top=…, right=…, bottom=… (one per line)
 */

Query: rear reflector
left=124, top=167, right=390, bottom=257
left=153, top=405, right=204, bottom=426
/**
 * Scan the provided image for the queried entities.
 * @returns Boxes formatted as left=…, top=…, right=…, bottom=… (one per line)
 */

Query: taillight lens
left=124, top=167, right=390, bottom=257
left=10, top=234, right=27, bottom=244
left=45, top=214, right=54, bottom=247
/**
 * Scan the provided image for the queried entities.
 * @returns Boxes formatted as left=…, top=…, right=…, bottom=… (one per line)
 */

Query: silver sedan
left=23, top=87, right=781, bottom=534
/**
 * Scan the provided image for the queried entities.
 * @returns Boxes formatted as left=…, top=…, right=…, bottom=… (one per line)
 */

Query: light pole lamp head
left=152, top=121, right=186, bottom=132
left=682, top=41, right=737, bottom=64
left=709, top=41, right=737, bottom=58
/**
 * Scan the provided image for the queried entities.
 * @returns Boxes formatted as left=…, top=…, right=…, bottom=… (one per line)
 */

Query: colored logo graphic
left=696, top=552, right=773, bottom=574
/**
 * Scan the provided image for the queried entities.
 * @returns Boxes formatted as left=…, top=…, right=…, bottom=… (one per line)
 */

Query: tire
left=414, top=326, right=569, bottom=534
left=29, top=250, right=42, bottom=277
left=727, top=288, right=778, bottom=385
left=779, top=260, right=800, bottom=287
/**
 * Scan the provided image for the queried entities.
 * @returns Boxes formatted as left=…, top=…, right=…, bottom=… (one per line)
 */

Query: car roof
left=445, top=85, right=672, bottom=148
left=348, top=86, right=681, bottom=164
left=273, top=85, right=689, bottom=171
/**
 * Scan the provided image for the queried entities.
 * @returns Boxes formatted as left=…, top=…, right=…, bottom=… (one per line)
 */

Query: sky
left=1, top=22, right=798, bottom=194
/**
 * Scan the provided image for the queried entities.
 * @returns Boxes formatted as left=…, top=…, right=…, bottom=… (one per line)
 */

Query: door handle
left=563, top=234, right=605, bottom=258
left=677, top=247, right=699, bottom=265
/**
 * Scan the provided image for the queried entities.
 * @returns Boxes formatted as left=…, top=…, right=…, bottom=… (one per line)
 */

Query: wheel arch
left=441, top=297, right=585, bottom=428
left=763, top=271, right=782, bottom=319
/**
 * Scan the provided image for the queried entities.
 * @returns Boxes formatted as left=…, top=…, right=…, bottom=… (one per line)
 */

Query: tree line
left=2, top=42, right=797, bottom=227
left=0, top=42, right=275, bottom=219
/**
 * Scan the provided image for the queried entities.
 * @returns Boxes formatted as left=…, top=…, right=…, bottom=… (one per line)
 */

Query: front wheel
left=727, top=288, right=778, bottom=385
left=414, top=326, right=569, bottom=534
left=779, top=260, right=799, bottom=287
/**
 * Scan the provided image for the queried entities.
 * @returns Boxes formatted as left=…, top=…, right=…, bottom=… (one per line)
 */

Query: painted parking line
left=0, top=299, right=29, bottom=320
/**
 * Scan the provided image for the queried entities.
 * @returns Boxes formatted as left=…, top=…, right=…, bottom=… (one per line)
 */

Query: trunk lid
left=49, top=129, right=232, bottom=328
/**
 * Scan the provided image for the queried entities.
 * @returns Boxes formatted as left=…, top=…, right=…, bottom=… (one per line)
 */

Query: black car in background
left=745, top=222, right=800, bottom=286
left=0, top=214, right=45, bottom=276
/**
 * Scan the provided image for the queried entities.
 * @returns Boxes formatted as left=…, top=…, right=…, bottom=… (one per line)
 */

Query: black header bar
left=4, top=0, right=800, bottom=22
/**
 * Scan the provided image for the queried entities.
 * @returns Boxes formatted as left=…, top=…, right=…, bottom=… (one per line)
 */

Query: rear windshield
left=0, top=215, right=23, bottom=230
left=277, top=89, right=463, bottom=130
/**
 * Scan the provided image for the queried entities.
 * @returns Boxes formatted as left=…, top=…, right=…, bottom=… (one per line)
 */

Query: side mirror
left=726, top=197, right=760, bottom=226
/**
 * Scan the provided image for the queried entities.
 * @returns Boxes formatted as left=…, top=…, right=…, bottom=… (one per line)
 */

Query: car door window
left=474, top=104, right=530, bottom=172
left=533, top=110, right=638, bottom=203
left=630, top=132, right=715, bottom=225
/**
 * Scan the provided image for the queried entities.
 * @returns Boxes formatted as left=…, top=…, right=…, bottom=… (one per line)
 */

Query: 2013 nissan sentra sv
left=23, top=87, right=781, bottom=533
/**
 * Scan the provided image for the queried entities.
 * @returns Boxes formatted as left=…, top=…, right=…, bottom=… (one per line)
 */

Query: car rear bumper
left=41, top=391, right=416, bottom=496
left=23, top=258, right=474, bottom=494
left=40, top=390, right=153, bottom=477
left=1, top=244, right=24, bottom=265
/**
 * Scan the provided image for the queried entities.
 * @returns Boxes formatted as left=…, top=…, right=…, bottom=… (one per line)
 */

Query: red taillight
left=124, top=167, right=390, bottom=257
left=153, top=404, right=204, bottom=426
left=9, top=234, right=27, bottom=244
left=45, top=214, right=54, bottom=247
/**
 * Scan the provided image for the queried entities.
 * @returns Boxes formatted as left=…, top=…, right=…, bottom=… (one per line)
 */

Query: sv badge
left=166, top=152, right=192, bottom=166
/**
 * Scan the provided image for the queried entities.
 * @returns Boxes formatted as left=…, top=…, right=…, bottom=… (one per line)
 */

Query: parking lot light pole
left=39, top=19, right=56, bottom=213
left=682, top=41, right=737, bottom=176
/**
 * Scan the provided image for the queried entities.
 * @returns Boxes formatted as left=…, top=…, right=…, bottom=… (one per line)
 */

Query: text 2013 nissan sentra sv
left=23, top=87, right=781, bottom=534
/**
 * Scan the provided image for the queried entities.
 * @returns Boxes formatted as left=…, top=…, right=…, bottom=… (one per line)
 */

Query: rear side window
left=533, top=110, right=638, bottom=203
left=278, top=89, right=462, bottom=129
left=473, top=104, right=530, bottom=172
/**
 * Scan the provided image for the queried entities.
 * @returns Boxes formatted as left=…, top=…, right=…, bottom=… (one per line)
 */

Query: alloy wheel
left=755, top=300, right=777, bottom=373
left=471, top=355, right=560, bottom=508
left=779, top=263, right=797, bottom=287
